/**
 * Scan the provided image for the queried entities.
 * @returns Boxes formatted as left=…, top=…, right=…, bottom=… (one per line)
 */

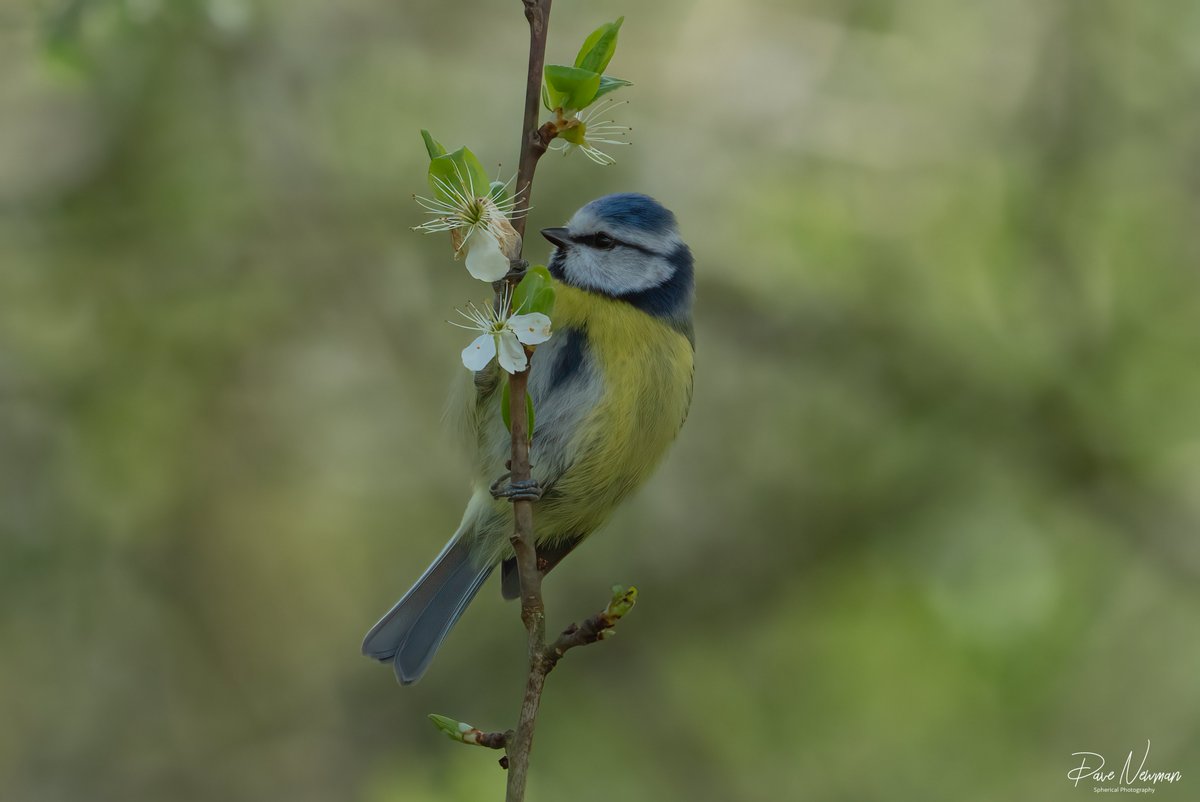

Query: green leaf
left=501, top=382, right=536, bottom=438
left=543, top=65, right=602, bottom=112
left=593, top=75, right=633, bottom=102
left=574, top=17, right=624, bottom=74
left=420, top=129, right=446, bottom=159
left=513, top=265, right=556, bottom=318
left=427, top=146, right=490, bottom=203
left=542, top=83, right=553, bottom=112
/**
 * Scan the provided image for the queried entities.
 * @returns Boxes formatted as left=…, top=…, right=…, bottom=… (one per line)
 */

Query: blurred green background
left=3, top=1, right=1199, bottom=800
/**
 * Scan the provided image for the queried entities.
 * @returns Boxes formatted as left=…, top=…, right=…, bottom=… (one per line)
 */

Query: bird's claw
left=490, top=473, right=543, bottom=502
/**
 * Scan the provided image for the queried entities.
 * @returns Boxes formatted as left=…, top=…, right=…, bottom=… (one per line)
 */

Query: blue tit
left=362, top=193, right=695, bottom=684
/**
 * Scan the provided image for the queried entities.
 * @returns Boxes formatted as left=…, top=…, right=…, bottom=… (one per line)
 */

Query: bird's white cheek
left=568, top=249, right=673, bottom=295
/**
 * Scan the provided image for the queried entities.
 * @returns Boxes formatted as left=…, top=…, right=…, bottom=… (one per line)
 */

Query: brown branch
left=420, top=3, right=639, bottom=799
left=495, top=5, right=639, bottom=802
left=501, top=2, right=553, bottom=801
left=503, top=369, right=543, bottom=802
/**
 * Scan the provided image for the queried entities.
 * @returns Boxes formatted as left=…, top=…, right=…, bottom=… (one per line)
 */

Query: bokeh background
left=3, top=1, right=1200, bottom=800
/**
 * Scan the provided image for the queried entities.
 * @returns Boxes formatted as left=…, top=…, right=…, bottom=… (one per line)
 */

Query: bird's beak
left=540, top=227, right=570, bottom=248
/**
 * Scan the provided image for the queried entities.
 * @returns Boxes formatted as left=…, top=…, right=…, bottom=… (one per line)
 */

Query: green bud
left=605, top=584, right=638, bottom=620
left=428, top=714, right=475, bottom=743
left=575, top=17, right=624, bottom=74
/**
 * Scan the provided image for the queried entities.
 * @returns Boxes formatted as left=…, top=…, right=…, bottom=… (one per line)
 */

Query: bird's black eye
left=591, top=232, right=616, bottom=250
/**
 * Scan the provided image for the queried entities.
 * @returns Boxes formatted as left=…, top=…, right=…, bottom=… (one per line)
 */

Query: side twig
left=428, top=585, right=637, bottom=791
left=545, top=585, right=639, bottom=668
left=428, top=715, right=514, bottom=769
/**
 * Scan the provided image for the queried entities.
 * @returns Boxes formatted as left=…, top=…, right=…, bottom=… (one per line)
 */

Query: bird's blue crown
left=582, top=193, right=678, bottom=236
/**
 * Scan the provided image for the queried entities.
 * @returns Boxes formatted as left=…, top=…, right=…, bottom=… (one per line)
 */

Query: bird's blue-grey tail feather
left=361, top=535, right=491, bottom=685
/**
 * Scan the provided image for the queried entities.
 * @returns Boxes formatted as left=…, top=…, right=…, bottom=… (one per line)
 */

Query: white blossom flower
left=451, top=289, right=552, bottom=373
left=414, top=169, right=526, bottom=281
left=550, top=99, right=631, bottom=166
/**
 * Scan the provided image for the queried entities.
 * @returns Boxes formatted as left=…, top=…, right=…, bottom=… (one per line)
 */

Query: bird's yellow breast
left=536, top=281, right=694, bottom=537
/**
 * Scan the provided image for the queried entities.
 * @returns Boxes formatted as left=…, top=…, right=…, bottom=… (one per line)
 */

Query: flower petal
left=461, top=333, right=497, bottom=372
left=496, top=331, right=528, bottom=373
left=464, top=231, right=509, bottom=281
left=509, top=313, right=552, bottom=346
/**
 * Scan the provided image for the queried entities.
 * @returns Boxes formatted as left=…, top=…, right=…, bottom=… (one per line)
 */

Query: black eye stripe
left=569, top=232, right=660, bottom=256
left=571, top=232, right=614, bottom=249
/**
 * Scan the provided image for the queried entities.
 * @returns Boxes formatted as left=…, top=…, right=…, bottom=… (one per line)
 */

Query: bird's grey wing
left=524, top=325, right=600, bottom=488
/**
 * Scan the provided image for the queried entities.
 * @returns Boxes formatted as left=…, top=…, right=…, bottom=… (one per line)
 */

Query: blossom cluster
left=412, top=17, right=633, bottom=376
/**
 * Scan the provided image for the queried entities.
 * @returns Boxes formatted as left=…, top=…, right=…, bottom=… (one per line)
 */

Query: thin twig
left=502, top=2, right=554, bottom=801
left=499, top=5, right=640, bottom=801
left=503, top=370, right=544, bottom=802
left=512, top=0, right=556, bottom=242
left=420, top=3, right=637, bottom=798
